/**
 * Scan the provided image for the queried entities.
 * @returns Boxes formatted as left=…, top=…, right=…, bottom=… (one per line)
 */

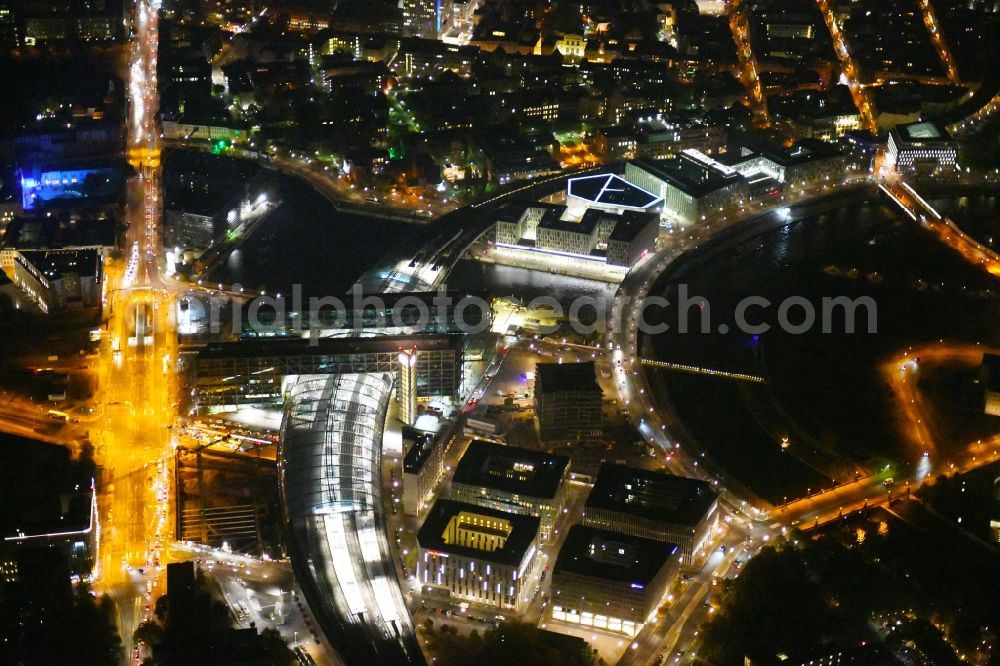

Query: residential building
left=450, top=440, right=570, bottom=541
left=416, top=499, right=540, bottom=612
left=582, top=463, right=719, bottom=567
left=534, top=362, right=603, bottom=441
left=550, top=525, right=680, bottom=635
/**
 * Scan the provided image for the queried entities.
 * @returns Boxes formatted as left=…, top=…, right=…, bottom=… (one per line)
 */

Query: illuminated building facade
left=11, top=249, right=102, bottom=314
left=402, top=0, right=452, bottom=38
left=582, top=463, right=719, bottom=568
left=192, top=335, right=463, bottom=412
left=887, top=121, right=957, bottom=170
left=398, top=349, right=418, bottom=425
left=624, top=154, right=749, bottom=226
left=449, top=440, right=570, bottom=542
left=550, top=525, right=679, bottom=635
left=416, top=499, right=540, bottom=612
left=18, top=165, right=120, bottom=211
left=403, top=431, right=447, bottom=516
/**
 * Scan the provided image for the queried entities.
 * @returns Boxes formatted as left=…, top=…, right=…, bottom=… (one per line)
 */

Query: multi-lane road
left=92, top=0, right=180, bottom=661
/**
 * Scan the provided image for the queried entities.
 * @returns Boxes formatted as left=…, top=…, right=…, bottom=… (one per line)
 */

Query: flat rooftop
left=403, top=432, right=437, bottom=475
left=18, top=249, right=99, bottom=280
left=631, top=155, right=742, bottom=199
left=195, top=333, right=464, bottom=361
left=417, top=499, right=539, bottom=566
left=451, top=440, right=569, bottom=499
left=607, top=210, right=658, bottom=243
left=554, top=524, right=677, bottom=585
left=892, top=121, right=954, bottom=145
left=536, top=361, right=601, bottom=395
left=567, top=173, right=662, bottom=210
left=585, top=463, right=718, bottom=527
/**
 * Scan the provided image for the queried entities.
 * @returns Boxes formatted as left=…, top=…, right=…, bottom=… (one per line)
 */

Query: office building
left=236, top=290, right=489, bottom=338
left=625, top=154, right=749, bottom=226
left=398, top=349, right=418, bottom=425
left=450, top=440, right=570, bottom=541
left=582, top=463, right=719, bottom=567
left=401, top=0, right=452, bottom=39
left=191, top=334, right=463, bottom=411
left=886, top=121, right=958, bottom=171
left=403, top=431, right=447, bottom=516
left=18, top=164, right=122, bottom=211
left=725, top=137, right=850, bottom=188
left=0, top=217, right=116, bottom=273
left=11, top=249, right=102, bottom=314
left=598, top=119, right=727, bottom=161
left=534, top=362, right=603, bottom=442
left=493, top=202, right=659, bottom=272
left=550, top=525, right=680, bottom=635
left=565, top=173, right=663, bottom=215
left=982, top=353, right=1000, bottom=417
left=0, top=436, right=99, bottom=584
left=416, top=499, right=540, bottom=612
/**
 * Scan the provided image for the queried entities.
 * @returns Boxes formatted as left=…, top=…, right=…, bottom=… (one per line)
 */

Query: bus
left=47, top=410, right=70, bottom=422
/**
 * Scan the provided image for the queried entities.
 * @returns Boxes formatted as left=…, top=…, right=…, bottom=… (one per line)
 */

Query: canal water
left=194, top=161, right=424, bottom=298
left=642, top=187, right=1000, bottom=503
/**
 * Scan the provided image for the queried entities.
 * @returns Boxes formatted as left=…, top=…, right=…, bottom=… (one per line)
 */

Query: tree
left=134, top=620, right=165, bottom=649
left=257, top=626, right=296, bottom=666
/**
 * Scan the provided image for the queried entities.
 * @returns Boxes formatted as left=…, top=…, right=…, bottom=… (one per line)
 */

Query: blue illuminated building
left=19, top=165, right=119, bottom=210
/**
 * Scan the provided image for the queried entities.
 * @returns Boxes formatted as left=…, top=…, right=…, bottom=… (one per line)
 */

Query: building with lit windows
left=550, top=525, right=680, bottom=635
left=492, top=200, right=660, bottom=272
left=398, top=349, right=418, bottom=425
left=582, top=463, right=719, bottom=567
left=722, top=137, right=850, bottom=189
left=624, top=154, right=749, bottom=226
left=11, top=249, right=102, bottom=314
left=161, top=118, right=249, bottom=144
left=396, top=37, right=478, bottom=78
left=416, top=499, right=541, bottom=612
left=401, top=0, right=452, bottom=38
left=403, top=431, right=448, bottom=516
left=886, top=121, right=957, bottom=171
left=535, top=362, right=603, bottom=441
left=598, top=119, right=727, bottom=161
left=191, top=334, right=463, bottom=411
left=18, top=164, right=121, bottom=211
left=450, top=440, right=570, bottom=542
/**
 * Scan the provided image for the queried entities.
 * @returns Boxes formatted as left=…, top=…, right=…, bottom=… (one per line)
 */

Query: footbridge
left=640, top=358, right=766, bottom=383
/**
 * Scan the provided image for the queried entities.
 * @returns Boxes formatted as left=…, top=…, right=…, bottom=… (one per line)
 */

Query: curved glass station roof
left=281, top=373, right=422, bottom=665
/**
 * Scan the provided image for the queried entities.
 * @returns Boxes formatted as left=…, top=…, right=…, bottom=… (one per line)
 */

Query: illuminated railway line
left=816, top=0, right=878, bottom=133
left=727, top=0, right=770, bottom=128
left=916, top=0, right=959, bottom=84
